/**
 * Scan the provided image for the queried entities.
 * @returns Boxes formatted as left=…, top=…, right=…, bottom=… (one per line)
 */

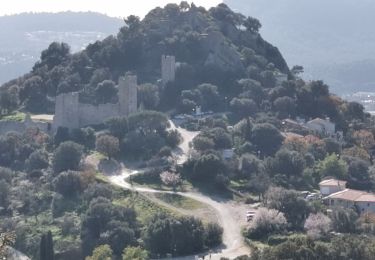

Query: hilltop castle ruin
left=53, top=74, right=138, bottom=129
left=0, top=55, right=177, bottom=135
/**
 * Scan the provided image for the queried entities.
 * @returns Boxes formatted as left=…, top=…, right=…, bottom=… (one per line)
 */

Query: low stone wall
left=0, top=121, right=26, bottom=135
left=0, top=119, right=51, bottom=136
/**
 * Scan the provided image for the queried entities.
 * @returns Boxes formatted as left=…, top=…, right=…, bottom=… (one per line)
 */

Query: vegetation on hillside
left=0, top=2, right=375, bottom=259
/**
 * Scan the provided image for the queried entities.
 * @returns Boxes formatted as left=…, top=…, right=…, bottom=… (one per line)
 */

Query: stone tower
left=119, top=73, right=138, bottom=116
left=53, top=92, right=79, bottom=129
left=161, top=55, right=176, bottom=85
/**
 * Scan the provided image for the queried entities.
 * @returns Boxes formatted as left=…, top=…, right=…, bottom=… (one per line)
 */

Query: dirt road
left=108, top=121, right=250, bottom=259
left=168, top=120, right=199, bottom=165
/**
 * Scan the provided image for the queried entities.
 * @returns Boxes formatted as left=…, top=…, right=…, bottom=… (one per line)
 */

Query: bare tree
left=160, top=171, right=181, bottom=190
left=304, top=213, right=331, bottom=239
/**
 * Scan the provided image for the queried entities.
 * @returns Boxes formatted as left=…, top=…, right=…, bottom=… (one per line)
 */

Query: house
left=305, top=118, right=336, bottom=136
left=319, top=179, right=347, bottom=196
left=325, top=189, right=375, bottom=214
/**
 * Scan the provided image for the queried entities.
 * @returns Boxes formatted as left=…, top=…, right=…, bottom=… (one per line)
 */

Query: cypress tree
left=39, top=234, right=46, bottom=260
left=46, top=231, right=54, bottom=260
left=40, top=231, right=54, bottom=260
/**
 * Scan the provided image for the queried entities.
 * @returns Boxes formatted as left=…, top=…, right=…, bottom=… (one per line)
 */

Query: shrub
left=265, top=187, right=310, bottom=229
left=247, top=208, right=287, bottom=239
left=59, top=212, right=80, bottom=237
left=331, top=207, right=358, bottom=233
left=122, top=246, right=149, bottom=260
left=304, top=213, right=331, bottom=239
left=160, top=171, right=181, bottom=188
left=158, top=146, right=172, bottom=158
left=52, top=141, right=83, bottom=173
left=95, top=135, right=120, bottom=159
left=267, top=235, right=288, bottom=246
left=53, top=171, right=82, bottom=198
left=26, top=149, right=49, bottom=172
left=191, top=153, right=225, bottom=181
left=143, top=214, right=207, bottom=256
left=165, top=129, right=181, bottom=148
left=86, top=244, right=113, bottom=260
left=0, top=167, right=13, bottom=183
left=214, top=174, right=230, bottom=189
left=204, top=223, right=223, bottom=247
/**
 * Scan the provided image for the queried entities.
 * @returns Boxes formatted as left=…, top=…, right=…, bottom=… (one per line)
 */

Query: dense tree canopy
left=52, top=141, right=83, bottom=173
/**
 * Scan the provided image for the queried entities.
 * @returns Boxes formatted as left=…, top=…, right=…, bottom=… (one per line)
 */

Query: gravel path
left=108, top=121, right=250, bottom=259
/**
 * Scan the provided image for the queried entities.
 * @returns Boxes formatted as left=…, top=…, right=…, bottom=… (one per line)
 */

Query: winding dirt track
left=108, top=121, right=249, bottom=259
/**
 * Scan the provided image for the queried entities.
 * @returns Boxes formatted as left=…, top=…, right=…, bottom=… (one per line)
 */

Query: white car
left=306, top=193, right=320, bottom=201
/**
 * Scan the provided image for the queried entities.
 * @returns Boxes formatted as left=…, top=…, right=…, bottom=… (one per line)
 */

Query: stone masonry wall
left=53, top=74, right=138, bottom=130
left=161, top=55, right=176, bottom=85
left=79, top=103, right=120, bottom=127
left=0, top=116, right=50, bottom=136
left=0, top=121, right=26, bottom=135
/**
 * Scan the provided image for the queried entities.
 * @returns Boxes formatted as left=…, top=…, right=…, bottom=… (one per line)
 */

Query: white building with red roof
left=319, top=179, right=347, bottom=196
left=325, top=189, right=375, bottom=214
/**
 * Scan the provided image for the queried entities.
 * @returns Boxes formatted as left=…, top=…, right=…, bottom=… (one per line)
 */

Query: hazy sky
left=0, top=1, right=222, bottom=17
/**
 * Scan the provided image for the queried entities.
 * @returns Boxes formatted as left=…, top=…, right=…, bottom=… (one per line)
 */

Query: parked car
left=306, top=193, right=321, bottom=201
left=246, top=210, right=256, bottom=222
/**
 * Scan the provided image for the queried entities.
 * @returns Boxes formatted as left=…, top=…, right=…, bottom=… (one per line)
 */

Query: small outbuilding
left=319, top=179, right=347, bottom=196
left=305, top=118, right=336, bottom=136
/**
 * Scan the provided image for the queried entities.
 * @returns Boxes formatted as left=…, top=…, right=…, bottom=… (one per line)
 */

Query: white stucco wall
left=320, top=186, right=342, bottom=196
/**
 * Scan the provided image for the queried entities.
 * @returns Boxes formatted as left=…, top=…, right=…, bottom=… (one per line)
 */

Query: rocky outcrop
left=202, top=30, right=244, bottom=73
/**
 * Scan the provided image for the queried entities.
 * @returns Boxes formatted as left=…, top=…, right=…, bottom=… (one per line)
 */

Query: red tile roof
left=327, top=189, right=375, bottom=202
left=319, top=179, right=347, bottom=187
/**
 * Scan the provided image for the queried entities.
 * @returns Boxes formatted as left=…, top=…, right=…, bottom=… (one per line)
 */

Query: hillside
left=0, top=12, right=123, bottom=84
left=0, top=3, right=365, bottom=128
left=0, top=3, right=374, bottom=260
left=0, top=3, right=292, bottom=114
left=225, top=0, right=375, bottom=94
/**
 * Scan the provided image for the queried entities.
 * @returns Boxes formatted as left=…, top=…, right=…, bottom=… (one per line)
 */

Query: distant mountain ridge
left=225, top=0, right=375, bottom=94
left=0, top=11, right=122, bottom=32
left=0, top=12, right=123, bottom=84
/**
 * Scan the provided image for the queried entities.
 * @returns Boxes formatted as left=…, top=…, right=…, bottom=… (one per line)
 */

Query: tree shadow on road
left=98, top=158, right=121, bottom=175
left=192, top=182, right=234, bottom=203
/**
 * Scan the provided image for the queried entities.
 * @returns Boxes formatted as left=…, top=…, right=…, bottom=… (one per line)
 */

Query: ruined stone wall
left=53, top=92, right=80, bottom=129
left=53, top=74, right=138, bottom=130
left=161, top=55, right=176, bottom=85
left=0, top=117, right=50, bottom=136
left=79, top=103, right=120, bottom=127
left=0, top=121, right=26, bottom=135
